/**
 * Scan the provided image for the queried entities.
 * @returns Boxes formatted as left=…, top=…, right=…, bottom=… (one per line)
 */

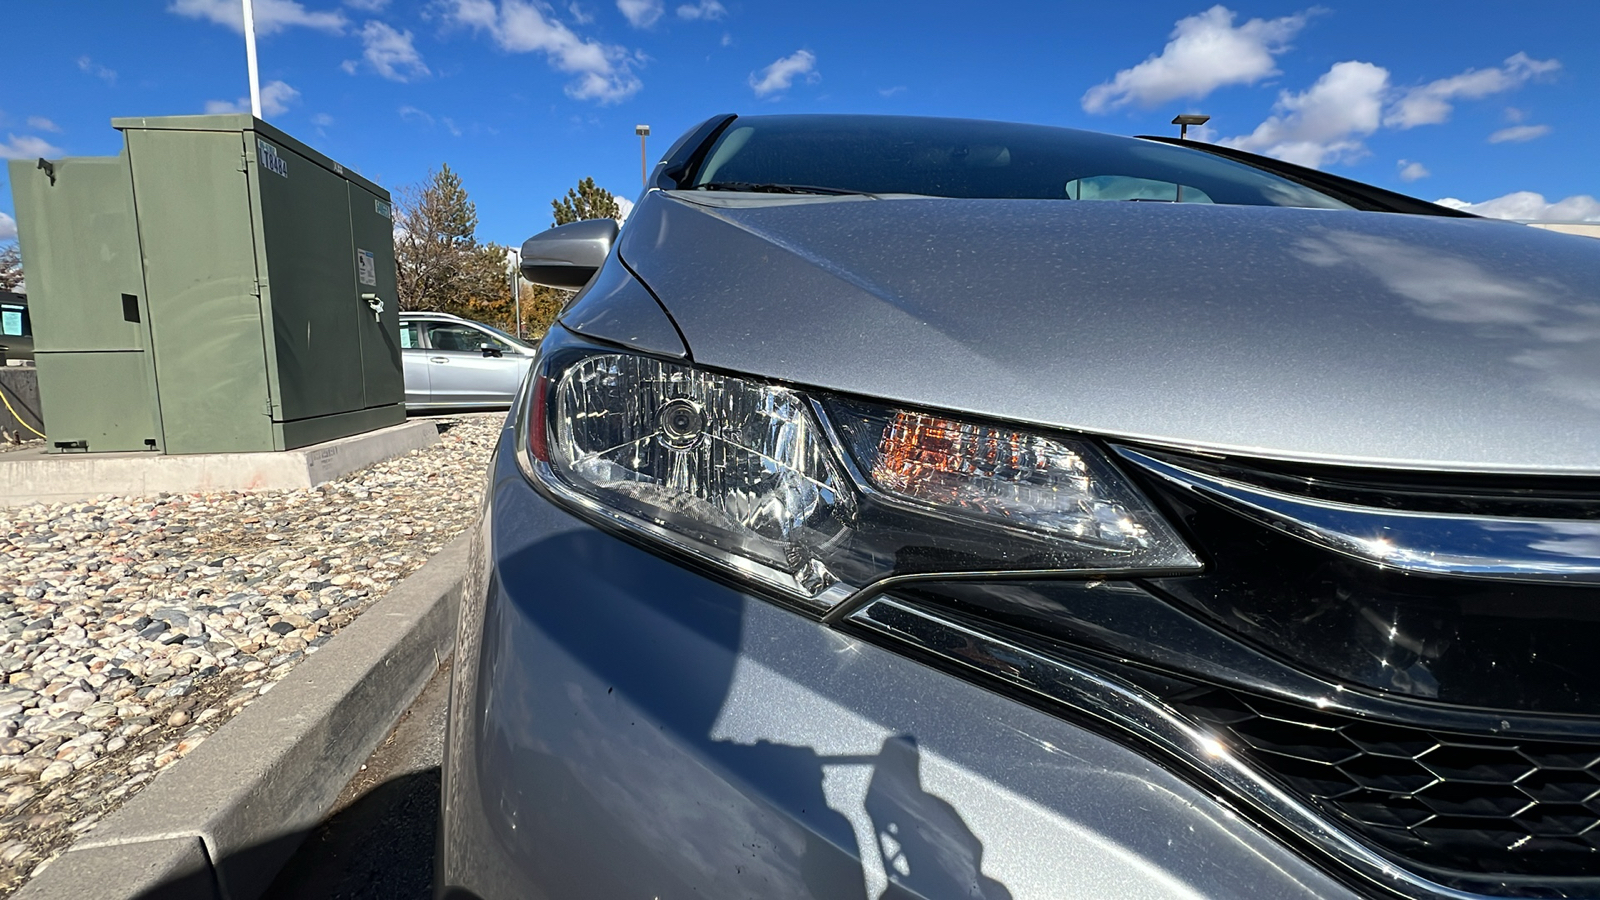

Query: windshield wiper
left=695, top=181, right=859, bottom=195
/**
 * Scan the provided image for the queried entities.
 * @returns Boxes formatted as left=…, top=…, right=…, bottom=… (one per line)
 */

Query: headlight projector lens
left=658, top=398, right=706, bottom=449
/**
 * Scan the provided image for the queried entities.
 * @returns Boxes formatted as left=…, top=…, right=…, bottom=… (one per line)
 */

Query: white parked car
left=398, top=311, right=536, bottom=409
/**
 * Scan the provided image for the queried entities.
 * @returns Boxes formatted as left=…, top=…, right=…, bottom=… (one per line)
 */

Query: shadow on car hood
left=618, top=191, right=1600, bottom=474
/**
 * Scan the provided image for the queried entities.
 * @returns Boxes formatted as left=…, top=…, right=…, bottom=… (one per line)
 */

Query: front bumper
left=436, top=425, right=1355, bottom=900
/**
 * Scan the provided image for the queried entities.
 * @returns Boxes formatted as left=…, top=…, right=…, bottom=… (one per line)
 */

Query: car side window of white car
left=400, top=321, right=422, bottom=349
left=426, top=322, right=514, bottom=354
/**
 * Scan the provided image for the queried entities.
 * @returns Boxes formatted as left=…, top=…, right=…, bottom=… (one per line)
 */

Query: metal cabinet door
left=124, top=128, right=274, bottom=453
left=250, top=135, right=364, bottom=422
left=347, top=183, right=403, bottom=409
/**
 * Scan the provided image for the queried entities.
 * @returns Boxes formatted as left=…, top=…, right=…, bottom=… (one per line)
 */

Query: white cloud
left=1218, top=49, right=1563, bottom=170
left=448, top=0, right=642, bottom=103
left=675, top=0, right=724, bottom=20
left=1385, top=53, right=1559, bottom=129
left=398, top=105, right=434, bottom=125
left=312, top=112, right=335, bottom=127
left=615, top=195, right=635, bottom=221
left=616, top=0, right=662, bottom=27
left=204, top=80, right=301, bottom=117
left=76, top=56, right=117, bottom=85
left=1435, top=192, right=1600, bottom=222
left=343, top=0, right=388, bottom=9
left=0, top=212, right=16, bottom=242
left=1396, top=159, right=1429, bottom=181
left=1222, top=60, right=1389, bottom=167
left=879, top=85, right=906, bottom=98
left=169, top=0, right=347, bottom=35
left=354, top=20, right=429, bottom=81
left=25, top=117, right=60, bottom=133
left=1489, top=124, right=1551, bottom=144
left=0, top=134, right=64, bottom=160
left=1082, top=5, right=1312, bottom=113
left=749, top=49, right=817, bottom=97
left=568, top=2, right=593, bottom=23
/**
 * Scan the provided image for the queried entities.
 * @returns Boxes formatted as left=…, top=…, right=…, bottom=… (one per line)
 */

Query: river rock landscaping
left=0, top=413, right=502, bottom=894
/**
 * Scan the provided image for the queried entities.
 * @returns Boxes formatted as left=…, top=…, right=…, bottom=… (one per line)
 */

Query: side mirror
left=520, top=218, right=619, bottom=290
left=480, top=342, right=503, bottom=358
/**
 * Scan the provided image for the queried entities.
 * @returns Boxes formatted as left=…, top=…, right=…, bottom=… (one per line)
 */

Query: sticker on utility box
left=357, top=249, right=377, bottom=286
left=375, top=199, right=392, bottom=219
left=256, top=139, right=288, bottom=178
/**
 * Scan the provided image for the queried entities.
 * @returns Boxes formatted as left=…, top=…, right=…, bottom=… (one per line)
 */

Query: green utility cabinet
left=7, top=115, right=404, bottom=454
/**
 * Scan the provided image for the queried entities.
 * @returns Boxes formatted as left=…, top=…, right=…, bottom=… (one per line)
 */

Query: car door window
left=427, top=323, right=514, bottom=354
left=427, top=323, right=487, bottom=352
left=400, top=321, right=422, bottom=349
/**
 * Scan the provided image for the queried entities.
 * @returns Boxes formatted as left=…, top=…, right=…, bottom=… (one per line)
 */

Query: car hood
left=618, top=192, right=1600, bottom=474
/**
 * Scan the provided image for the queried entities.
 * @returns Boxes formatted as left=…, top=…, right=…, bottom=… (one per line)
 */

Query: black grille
left=1168, top=686, right=1600, bottom=890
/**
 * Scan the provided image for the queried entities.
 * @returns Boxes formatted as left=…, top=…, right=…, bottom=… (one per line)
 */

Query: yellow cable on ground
left=0, top=378, right=45, bottom=438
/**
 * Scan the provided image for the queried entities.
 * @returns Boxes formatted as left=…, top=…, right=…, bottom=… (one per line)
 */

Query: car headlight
left=521, top=338, right=1201, bottom=611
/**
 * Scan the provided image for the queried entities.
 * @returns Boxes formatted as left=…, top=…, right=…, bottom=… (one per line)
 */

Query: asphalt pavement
left=261, top=659, right=452, bottom=899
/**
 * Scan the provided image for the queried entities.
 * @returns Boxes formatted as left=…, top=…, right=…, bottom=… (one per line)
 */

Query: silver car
left=439, top=114, right=1600, bottom=900
left=399, top=311, right=535, bottom=409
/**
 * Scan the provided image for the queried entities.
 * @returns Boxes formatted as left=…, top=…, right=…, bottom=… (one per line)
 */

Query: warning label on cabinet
left=357, top=249, right=377, bottom=286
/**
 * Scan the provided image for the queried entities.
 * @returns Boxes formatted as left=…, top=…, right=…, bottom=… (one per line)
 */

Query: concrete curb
left=16, top=533, right=471, bottom=900
left=1, top=420, right=440, bottom=507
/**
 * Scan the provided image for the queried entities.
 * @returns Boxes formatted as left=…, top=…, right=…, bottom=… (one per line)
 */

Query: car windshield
left=686, top=115, right=1351, bottom=210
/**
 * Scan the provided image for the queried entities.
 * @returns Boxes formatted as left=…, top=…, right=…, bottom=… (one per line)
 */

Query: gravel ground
left=0, top=413, right=503, bottom=894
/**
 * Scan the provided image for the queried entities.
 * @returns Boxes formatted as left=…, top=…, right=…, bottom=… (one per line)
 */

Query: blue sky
left=3, top=1, right=1599, bottom=246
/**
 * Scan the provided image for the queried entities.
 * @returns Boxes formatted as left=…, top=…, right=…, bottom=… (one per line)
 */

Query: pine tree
left=394, top=164, right=514, bottom=326
left=551, top=177, right=621, bottom=226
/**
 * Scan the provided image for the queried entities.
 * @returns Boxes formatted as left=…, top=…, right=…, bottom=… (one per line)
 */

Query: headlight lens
left=550, top=353, right=852, bottom=599
left=528, top=347, right=1200, bottom=610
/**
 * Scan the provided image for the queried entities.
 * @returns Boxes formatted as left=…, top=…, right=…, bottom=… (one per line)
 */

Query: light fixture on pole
left=242, top=0, right=262, bottom=118
left=1172, top=114, right=1209, bottom=141
left=636, top=124, right=651, bottom=187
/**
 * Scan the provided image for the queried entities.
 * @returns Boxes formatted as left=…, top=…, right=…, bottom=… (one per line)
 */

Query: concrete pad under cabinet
left=0, top=419, right=439, bottom=507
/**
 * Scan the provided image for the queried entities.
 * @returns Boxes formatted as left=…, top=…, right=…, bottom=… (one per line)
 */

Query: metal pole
left=512, top=253, right=523, bottom=339
left=636, top=124, right=651, bottom=187
left=242, top=0, right=262, bottom=118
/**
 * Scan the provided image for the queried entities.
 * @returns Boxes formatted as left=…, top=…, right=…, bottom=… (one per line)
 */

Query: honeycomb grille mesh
left=1167, top=686, right=1600, bottom=889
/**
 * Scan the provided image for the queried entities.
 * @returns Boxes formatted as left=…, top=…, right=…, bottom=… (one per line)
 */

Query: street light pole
left=242, top=0, right=262, bottom=118
left=511, top=252, right=523, bottom=339
left=636, top=124, right=651, bottom=187
left=1171, top=113, right=1210, bottom=141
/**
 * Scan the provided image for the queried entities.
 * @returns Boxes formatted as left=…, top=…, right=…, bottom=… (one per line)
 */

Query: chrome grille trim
left=1115, top=447, right=1600, bottom=584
